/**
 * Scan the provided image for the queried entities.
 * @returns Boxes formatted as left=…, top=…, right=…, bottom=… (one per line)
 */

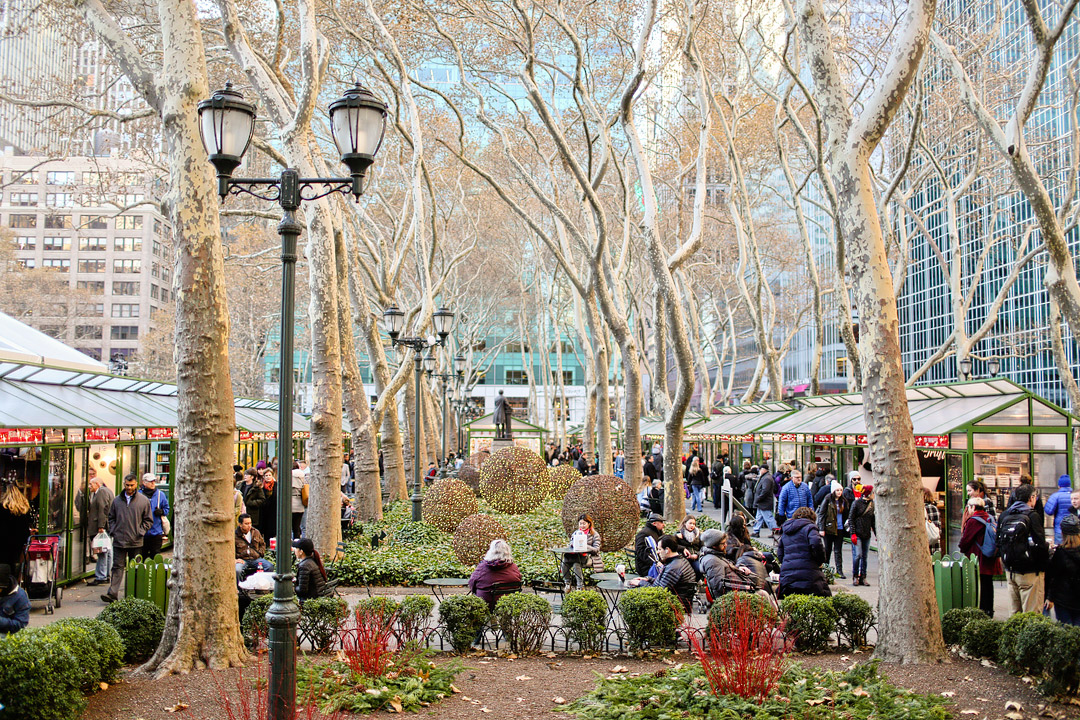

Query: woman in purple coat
left=468, top=539, right=523, bottom=609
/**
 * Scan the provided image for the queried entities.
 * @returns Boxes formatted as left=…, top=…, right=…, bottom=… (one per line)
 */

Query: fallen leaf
left=480, top=708, right=491, bottom=713
left=450, top=685, right=461, bottom=694
left=661, top=657, right=675, bottom=665
left=517, top=698, right=523, bottom=703
left=610, top=665, right=629, bottom=673
left=515, top=675, right=533, bottom=681
left=960, top=711, right=980, bottom=716
left=478, top=661, right=490, bottom=665
left=366, top=689, right=382, bottom=696
left=963, top=676, right=974, bottom=682
left=976, top=697, right=989, bottom=702
left=582, top=654, right=593, bottom=660
left=388, top=698, right=403, bottom=713
left=165, top=703, right=189, bottom=713
left=553, top=696, right=566, bottom=704
left=806, top=698, right=827, bottom=706
left=98, top=682, right=109, bottom=691
left=941, top=691, right=956, bottom=697
left=840, top=656, right=849, bottom=662
left=545, top=653, right=557, bottom=659
left=461, top=695, right=471, bottom=702
left=852, top=687, right=870, bottom=698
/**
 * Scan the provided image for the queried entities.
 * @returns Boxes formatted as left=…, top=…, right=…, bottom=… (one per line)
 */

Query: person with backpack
left=960, top=497, right=1002, bottom=617
left=997, top=484, right=1050, bottom=614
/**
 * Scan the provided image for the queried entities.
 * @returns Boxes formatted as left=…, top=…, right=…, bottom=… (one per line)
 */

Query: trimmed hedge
left=619, top=586, right=681, bottom=650
left=562, top=590, right=608, bottom=655
left=97, top=597, right=165, bottom=663
left=780, top=594, right=837, bottom=653
left=830, top=594, right=874, bottom=650
left=397, top=595, right=436, bottom=645
left=41, top=618, right=124, bottom=689
left=298, top=597, right=349, bottom=652
left=708, top=591, right=777, bottom=632
left=241, top=593, right=274, bottom=647
left=998, top=612, right=1052, bottom=673
left=494, top=593, right=551, bottom=655
left=438, top=594, right=489, bottom=653
left=941, top=607, right=987, bottom=646
left=960, top=618, right=1002, bottom=661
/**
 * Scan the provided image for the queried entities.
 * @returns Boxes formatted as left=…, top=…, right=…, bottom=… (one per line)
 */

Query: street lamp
left=988, top=358, right=1001, bottom=377
left=200, top=81, right=386, bottom=720
left=959, top=357, right=973, bottom=381
left=382, top=306, right=456, bottom=520
left=426, top=351, right=466, bottom=471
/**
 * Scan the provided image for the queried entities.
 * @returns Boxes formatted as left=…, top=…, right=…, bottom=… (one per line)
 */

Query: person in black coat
left=629, top=535, right=698, bottom=613
left=709, top=458, right=725, bottom=510
left=1045, top=514, right=1080, bottom=625
left=633, top=513, right=665, bottom=577
left=292, top=538, right=329, bottom=600
left=775, top=507, right=830, bottom=598
left=751, top=469, right=778, bottom=537
left=238, top=468, right=267, bottom=527
left=643, top=457, right=658, bottom=481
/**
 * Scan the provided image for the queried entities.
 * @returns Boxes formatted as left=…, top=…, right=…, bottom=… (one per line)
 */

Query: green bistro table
left=423, top=577, right=469, bottom=601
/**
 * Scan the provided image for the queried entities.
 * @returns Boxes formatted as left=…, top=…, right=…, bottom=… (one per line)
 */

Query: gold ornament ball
left=545, top=463, right=583, bottom=500
left=451, top=514, right=509, bottom=565
left=421, top=478, right=479, bottom=533
left=478, top=446, right=548, bottom=514
left=456, top=463, right=481, bottom=496
left=561, top=474, right=640, bottom=552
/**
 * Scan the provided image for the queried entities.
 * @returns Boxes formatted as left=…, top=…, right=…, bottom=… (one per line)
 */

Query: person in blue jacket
left=0, top=564, right=30, bottom=635
left=1045, top=475, right=1075, bottom=544
left=777, top=470, right=813, bottom=522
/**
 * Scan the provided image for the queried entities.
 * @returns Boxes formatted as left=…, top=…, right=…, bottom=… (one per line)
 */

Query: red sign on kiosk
left=914, top=435, right=949, bottom=449
left=813, top=435, right=835, bottom=444
left=86, top=428, right=120, bottom=442
left=148, top=428, right=174, bottom=440
left=0, top=428, right=43, bottom=445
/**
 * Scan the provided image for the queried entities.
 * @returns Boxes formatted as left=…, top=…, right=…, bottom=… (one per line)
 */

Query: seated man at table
left=634, top=513, right=665, bottom=577
left=235, top=513, right=273, bottom=584
left=468, top=539, right=522, bottom=609
left=628, top=535, right=697, bottom=613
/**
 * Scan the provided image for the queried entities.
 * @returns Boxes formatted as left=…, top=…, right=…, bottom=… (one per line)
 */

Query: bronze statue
left=493, top=390, right=513, bottom=439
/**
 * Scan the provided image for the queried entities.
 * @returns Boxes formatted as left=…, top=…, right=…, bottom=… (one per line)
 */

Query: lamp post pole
left=199, top=81, right=386, bottom=720
left=413, top=352, right=423, bottom=518
left=427, top=357, right=464, bottom=467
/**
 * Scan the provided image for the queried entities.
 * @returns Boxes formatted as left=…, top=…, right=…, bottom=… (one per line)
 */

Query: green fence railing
left=125, top=553, right=170, bottom=613
left=932, top=551, right=979, bottom=618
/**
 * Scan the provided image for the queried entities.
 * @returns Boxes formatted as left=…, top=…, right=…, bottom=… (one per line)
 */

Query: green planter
left=124, top=554, right=170, bottom=613
left=932, top=552, right=979, bottom=618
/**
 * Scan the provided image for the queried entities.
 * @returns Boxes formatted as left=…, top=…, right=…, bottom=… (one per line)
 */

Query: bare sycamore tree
left=794, top=0, right=946, bottom=662
left=931, top=1, right=1080, bottom=407
left=73, top=0, right=245, bottom=673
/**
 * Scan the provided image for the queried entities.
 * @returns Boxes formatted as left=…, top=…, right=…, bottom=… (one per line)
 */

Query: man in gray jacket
left=102, top=473, right=151, bottom=603
left=86, top=469, right=114, bottom=586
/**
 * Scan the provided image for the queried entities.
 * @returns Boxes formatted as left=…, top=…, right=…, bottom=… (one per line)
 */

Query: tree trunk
left=84, top=0, right=246, bottom=674
left=587, top=293, right=613, bottom=473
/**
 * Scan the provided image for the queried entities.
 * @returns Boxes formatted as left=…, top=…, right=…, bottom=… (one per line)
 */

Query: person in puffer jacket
left=699, top=529, right=756, bottom=600
left=629, top=535, right=698, bottom=613
left=775, top=506, right=830, bottom=598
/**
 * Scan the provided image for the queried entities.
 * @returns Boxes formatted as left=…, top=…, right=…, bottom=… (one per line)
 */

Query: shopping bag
left=91, top=530, right=113, bottom=554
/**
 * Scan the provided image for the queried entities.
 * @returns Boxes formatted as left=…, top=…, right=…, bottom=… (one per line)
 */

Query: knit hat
left=1059, top=475, right=1072, bottom=489
left=1062, top=514, right=1080, bottom=536
left=861, top=484, right=873, bottom=495
left=702, top=529, right=724, bottom=548
left=831, top=481, right=842, bottom=494
left=647, top=512, right=664, bottom=524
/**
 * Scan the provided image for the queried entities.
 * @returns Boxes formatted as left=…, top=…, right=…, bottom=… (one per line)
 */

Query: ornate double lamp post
left=198, top=81, right=386, bottom=720
left=382, top=306, right=456, bottom=521
left=425, top=352, right=466, bottom=466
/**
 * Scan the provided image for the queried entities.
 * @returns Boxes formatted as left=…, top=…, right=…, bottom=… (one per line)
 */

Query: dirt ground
left=82, top=650, right=1080, bottom=720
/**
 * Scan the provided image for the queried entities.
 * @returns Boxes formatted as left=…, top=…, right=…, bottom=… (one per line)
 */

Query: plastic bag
left=91, top=531, right=113, bottom=553
left=570, top=529, right=588, bottom=552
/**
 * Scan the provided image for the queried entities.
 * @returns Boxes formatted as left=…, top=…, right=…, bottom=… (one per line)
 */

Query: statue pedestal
left=490, top=438, right=515, bottom=453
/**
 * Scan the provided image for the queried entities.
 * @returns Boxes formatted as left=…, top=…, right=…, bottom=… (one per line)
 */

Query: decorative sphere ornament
left=451, top=513, right=508, bottom=565
left=468, top=449, right=491, bottom=468
left=456, top=463, right=481, bottom=496
left=545, top=463, right=582, bottom=500
left=421, top=478, right=478, bottom=533
left=561, top=474, right=639, bottom=552
left=478, top=446, right=548, bottom=514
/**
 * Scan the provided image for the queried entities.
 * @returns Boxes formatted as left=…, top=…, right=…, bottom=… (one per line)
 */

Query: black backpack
left=997, top=509, right=1048, bottom=573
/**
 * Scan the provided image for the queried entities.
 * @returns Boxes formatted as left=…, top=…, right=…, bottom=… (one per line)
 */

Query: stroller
left=23, top=534, right=62, bottom=614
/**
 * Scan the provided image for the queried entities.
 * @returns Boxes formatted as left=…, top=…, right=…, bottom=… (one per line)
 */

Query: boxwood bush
left=998, top=612, right=1052, bottom=673
left=780, top=594, right=837, bottom=653
left=494, top=592, right=552, bottom=655
left=0, top=628, right=84, bottom=720
left=298, top=596, right=349, bottom=652
left=438, top=594, right=490, bottom=653
left=97, top=597, right=165, bottom=663
left=41, top=618, right=124, bottom=689
left=562, top=590, right=608, bottom=655
left=960, top=617, right=1002, bottom=661
left=396, top=594, right=436, bottom=645
left=1037, top=623, right=1080, bottom=697
left=708, top=591, right=777, bottom=632
left=241, top=593, right=274, bottom=647
left=830, top=594, right=875, bottom=649
left=941, top=607, right=987, bottom=646
left=619, top=586, right=681, bottom=650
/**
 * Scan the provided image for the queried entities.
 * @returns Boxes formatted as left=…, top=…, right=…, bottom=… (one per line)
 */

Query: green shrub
left=830, top=594, right=875, bottom=650
left=42, top=618, right=124, bottom=689
left=396, top=595, right=435, bottom=645
left=780, top=594, right=837, bottom=653
left=0, top=628, right=84, bottom=720
left=1013, top=619, right=1057, bottom=676
left=941, top=607, right=987, bottom=646
left=1038, top=623, right=1080, bottom=697
left=241, top=593, right=274, bottom=648
left=708, top=591, right=777, bottom=633
left=619, top=586, right=681, bottom=650
left=494, top=592, right=551, bottom=655
left=438, top=594, right=490, bottom=653
left=961, top=617, right=1002, bottom=660
left=998, top=612, right=1052, bottom=672
left=298, top=596, right=348, bottom=652
left=96, top=597, right=165, bottom=663
left=562, top=590, right=608, bottom=655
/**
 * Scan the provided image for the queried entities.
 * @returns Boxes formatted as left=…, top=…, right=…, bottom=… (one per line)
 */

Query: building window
left=121, top=194, right=145, bottom=206
left=77, top=281, right=104, bottom=293
left=77, top=347, right=102, bottom=361
left=112, top=281, right=140, bottom=296
left=44, top=214, right=72, bottom=229
left=81, top=215, right=108, bottom=230
left=836, top=356, right=849, bottom=376
left=46, top=193, right=74, bottom=208
left=160, top=288, right=169, bottom=302
left=151, top=262, right=160, bottom=279
left=113, top=259, right=141, bottom=273
left=114, top=237, right=142, bottom=252
left=9, top=192, right=37, bottom=206
left=150, top=284, right=159, bottom=300
left=83, top=171, right=102, bottom=186
left=77, top=302, right=104, bottom=317
left=39, top=325, right=65, bottom=339
left=16, top=259, right=34, bottom=269
left=9, top=214, right=36, bottom=228
left=41, top=259, right=70, bottom=270
left=505, top=370, right=529, bottom=385
left=78, top=259, right=106, bottom=273
left=550, top=370, right=574, bottom=385
left=110, top=325, right=139, bottom=340
left=153, top=240, right=163, bottom=256
left=75, top=325, right=103, bottom=340
left=115, top=215, right=143, bottom=230
left=15, top=236, right=35, bottom=250
left=43, top=237, right=71, bottom=251
left=111, top=303, right=140, bottom=318
left=46, top=171, right=77, bottom=185
left=10, top=170, right=37, bottom=184
left=79, top=237, right=107, bottom=251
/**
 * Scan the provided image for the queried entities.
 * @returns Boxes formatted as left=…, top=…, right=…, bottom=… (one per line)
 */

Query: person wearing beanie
left=1045, top=475, right=1075, bottom=544
left=634, top=513, right=666, bottom=577
left=699, top=529, right=755, bottom=600
left=848, top=485, right=875, bottom=586
left=816, top=480, right=848, bottom=579
left=0, top=563, right=29, bottom=634
left=1045, top=514, right=1080, bottom=625
left=291, top=537, right=328, bottom=599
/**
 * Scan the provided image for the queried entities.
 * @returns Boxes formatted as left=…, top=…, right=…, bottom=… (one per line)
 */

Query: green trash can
left=932, top=551, right=979, bottom=618
left=124, top=553, right=170, bottom=613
